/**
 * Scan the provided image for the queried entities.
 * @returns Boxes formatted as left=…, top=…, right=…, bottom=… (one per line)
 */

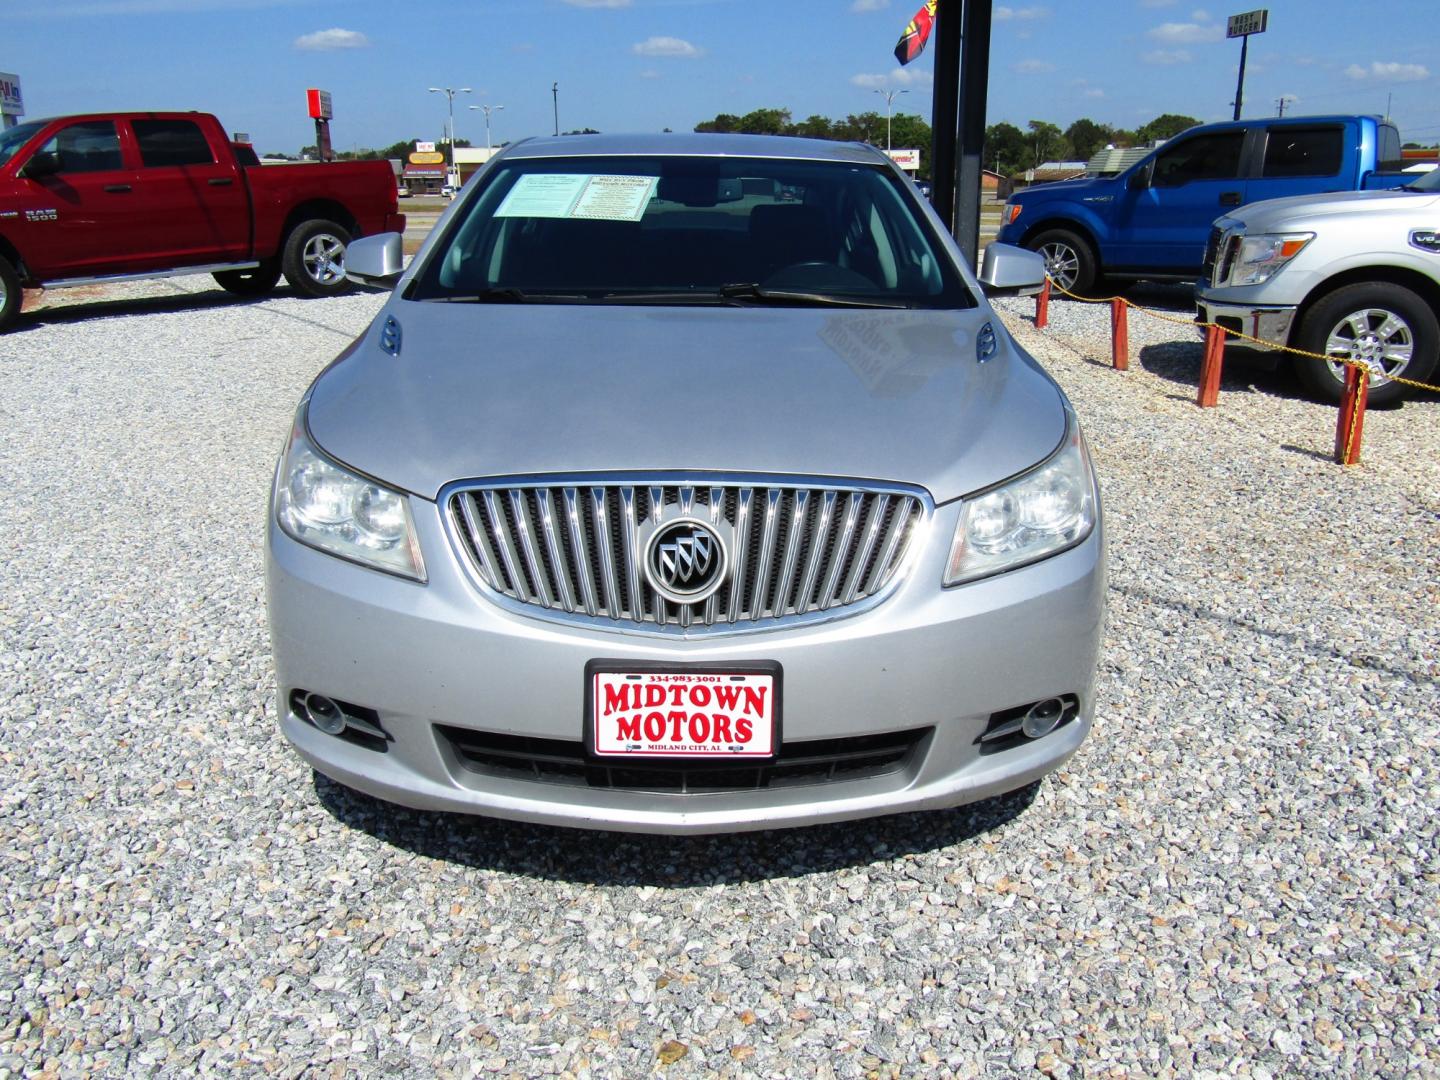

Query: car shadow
left=1137, top=339, right=1303, bottom=399
left=311, top=771, right=1042, bottom=886
left=11, top=286, right=295, bottom=333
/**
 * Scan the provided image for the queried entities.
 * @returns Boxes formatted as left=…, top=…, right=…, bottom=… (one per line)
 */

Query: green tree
left=737, top=108, right=792, bottom=135
left=1136, top=114, right=1201, bottom=143
left=695, top=113, right=742, bottom=133
left=790, top=114, right=834, bottom=140
left=984, top=122, right=1028, bottom=175
left=1064, top=118, right=1114, bottom=162
left=1027, top=120, right=1065, bottom=167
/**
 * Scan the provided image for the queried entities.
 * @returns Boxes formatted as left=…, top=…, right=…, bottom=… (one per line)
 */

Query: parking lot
left=1, top=277, right=1437, bottom=1077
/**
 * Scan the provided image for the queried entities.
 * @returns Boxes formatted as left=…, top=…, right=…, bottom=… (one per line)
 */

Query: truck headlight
left=275, top=411, right=426, bottom=581
left=944, top=415, right=1097, bottom=586
left=1227, top=232, right=1313, bottom=286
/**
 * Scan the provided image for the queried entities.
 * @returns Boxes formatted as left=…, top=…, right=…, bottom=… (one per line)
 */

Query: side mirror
left=1127, top=163, right=1151, bottom=191
left=345, top=233, right=405, bottom=289
left=22, top=151, right=63, bottom=180
left=978, top=243, right=1046, bottom=297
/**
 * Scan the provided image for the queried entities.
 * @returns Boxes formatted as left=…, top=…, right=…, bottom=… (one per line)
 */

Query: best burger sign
left=588, top=663, right=780, bottom=758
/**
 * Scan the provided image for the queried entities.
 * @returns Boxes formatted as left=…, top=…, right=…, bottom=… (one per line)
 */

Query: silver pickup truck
left=1195, top=167, right=1440, bottom=405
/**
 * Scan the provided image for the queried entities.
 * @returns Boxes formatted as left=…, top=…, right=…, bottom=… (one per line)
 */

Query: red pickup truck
left=0, top=111, right=405, bottom=331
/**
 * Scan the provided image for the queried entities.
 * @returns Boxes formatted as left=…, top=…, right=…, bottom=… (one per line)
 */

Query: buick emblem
left=644, top=519, right=728, bottom=605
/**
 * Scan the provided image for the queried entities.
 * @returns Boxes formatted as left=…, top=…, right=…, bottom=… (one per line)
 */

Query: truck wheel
left=1293, top=282, right=1439, bottom=407
left=282, top=220, right=353, bottom=298
left=213, top=261, right=281, bottom=297
left=0, top=255, right=19, bottom=334
left=1027, top=228, right=1098, bottom=297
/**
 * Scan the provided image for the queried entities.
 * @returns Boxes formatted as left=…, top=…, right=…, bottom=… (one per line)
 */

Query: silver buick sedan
left=266, top=134, right=1105, bottom=834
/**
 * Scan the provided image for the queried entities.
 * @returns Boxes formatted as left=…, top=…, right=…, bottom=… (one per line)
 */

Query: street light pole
left=468, top=104, right=505, bottom=153
left=552, top=82, right=559, bottom=137
left=874, top=88, right=909, bottom=152
left=428, top=86, right=471, bottom=190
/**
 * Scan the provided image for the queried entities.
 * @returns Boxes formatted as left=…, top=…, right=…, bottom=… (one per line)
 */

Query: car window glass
left=414, top=155, right=968, bottom=308
left=133, top=119, right=214, bottom=167
left=1262, top=126, right=1343, bottom=178
left=1152, top=132, right=1244, bottom=186
left=0, top=120, right=46, bottom=168
left=37, top=121, right=123, bottom=174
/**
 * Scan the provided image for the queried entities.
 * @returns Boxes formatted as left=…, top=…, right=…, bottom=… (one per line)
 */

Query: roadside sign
left=306, top=88, right=333, bottom=120
left=887, top=148, right=921, bottom=170
left=0, top=72, right=23, bottom=118
left=1226, top=9, right=1268, bottom=37
left=408, top=151, right=445, bottom=165
left=416, top=140, right=436, bottom=153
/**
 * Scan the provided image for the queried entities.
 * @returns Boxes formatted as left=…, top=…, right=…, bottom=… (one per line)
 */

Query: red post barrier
left=1035, top=277, right=1050, bottom=329
left=1196, top=325, right=1225, bottom=407
left=1110, top=298, right=1129, bottom=370
left=1334, top=364, right=1369, bottom=465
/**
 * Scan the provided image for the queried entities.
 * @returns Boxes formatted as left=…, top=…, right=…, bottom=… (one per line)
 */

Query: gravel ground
left=2, top=278, right=1438, bottom=1078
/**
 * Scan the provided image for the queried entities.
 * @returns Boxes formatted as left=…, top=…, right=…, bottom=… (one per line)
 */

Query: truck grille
left=1202, top=227, right=1223, bottom=284
left=446, top=477, right=927, bottom=633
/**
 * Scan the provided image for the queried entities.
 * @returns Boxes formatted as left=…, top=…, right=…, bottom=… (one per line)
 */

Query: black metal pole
left=954, top=0, right=992, bottom=264
left=1232, top=34, right=1248, bottom=121
left=552, top=82, right=559, bottom=136
left=928, top=0, right=962, bottom=232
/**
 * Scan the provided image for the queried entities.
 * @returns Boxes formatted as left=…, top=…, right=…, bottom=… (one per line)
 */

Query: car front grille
left=1202, top=226, right=1222, bottom=284
left=438, top=725, right=931, bottom=793
left=445, top=477, right=927, bottom=633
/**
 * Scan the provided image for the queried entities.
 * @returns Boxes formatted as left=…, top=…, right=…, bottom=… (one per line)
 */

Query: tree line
left=692, top=109, right=1206, bottom=179
left=265, top=111, right=1210, bottom=173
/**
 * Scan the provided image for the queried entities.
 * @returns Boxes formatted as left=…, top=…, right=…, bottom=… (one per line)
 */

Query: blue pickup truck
left=995, top=115, right=1410, bottom=294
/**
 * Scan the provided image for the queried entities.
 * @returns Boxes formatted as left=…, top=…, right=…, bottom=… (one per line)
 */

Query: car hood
left=1225, top=188, right=1440, bottom=231
left=306, top=302, right=1066, bottom=505
left=1013, top=176, right=1111, bottom=202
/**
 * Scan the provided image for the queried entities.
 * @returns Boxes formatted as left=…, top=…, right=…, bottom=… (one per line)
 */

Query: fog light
left=304, top=693, right=348, bottom=735
left=1021, top=698, right=1065, bottom=739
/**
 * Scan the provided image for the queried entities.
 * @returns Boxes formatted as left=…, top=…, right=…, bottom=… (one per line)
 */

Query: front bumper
left=1194, top=297, right=1297, bottom=349
left=266, top=491, right=1106, bottom=834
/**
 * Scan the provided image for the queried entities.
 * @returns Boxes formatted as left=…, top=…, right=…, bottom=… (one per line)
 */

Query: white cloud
left=1013, top=58, right=1055, bottom=74
left=632, top=35, right=703, bottom=58
left=1144, top=49, right=1192, bottom=65
left=850, top=0, right=889, bottom=10
left=1346, top=60, right=1429, bottom=81
left=850, top=68, right=933, bottom=90
left=293, top=27, right=369, bottom=50
left=562, top=0, right=631, bottom=6
left=1147, top=21, right=1222, bottom=44
left=1190, top=8, right=1209, bottom=20
left=994, top=5, right=1048, bottom=19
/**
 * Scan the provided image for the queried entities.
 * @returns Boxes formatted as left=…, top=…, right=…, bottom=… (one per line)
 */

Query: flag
left=894, top=0, right=938, bottom=66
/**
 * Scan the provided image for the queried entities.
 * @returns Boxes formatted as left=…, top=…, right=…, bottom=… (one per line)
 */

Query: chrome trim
left=41, top=261, right=263, bottom=289
left=442, top=473, right=933, bottom=638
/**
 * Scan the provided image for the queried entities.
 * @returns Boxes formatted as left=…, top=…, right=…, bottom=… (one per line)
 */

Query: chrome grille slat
left=448, top=478, right=926, bottom=634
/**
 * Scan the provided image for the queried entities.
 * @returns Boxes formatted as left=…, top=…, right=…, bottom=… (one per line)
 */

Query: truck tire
left=213, top=261, right=281, bottom=297
left=0, top=254, right=19, bottom=334
left=1027, top=228, right=1099, bottom=297
left=282, top=220, right=353, bottom=298
left=1293, top=282, right=1439, bottom=407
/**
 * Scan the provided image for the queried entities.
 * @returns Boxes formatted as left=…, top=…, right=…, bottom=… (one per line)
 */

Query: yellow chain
left=1041, top=279, right=1440, bottom=394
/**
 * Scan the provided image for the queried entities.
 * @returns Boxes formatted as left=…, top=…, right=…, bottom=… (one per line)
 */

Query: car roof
left=502, top=132, right=891, bottom=165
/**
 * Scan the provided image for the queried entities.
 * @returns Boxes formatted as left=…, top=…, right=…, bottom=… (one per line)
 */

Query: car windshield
left=1402, top=167, right=1440, bottom=192
left=409, top=154, right=974, bottom=308
left=0, top=120, right=46, bottom=169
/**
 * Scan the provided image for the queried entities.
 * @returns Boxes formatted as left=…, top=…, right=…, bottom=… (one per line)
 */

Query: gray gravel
left=2, top=277, right=1437, bottom=1078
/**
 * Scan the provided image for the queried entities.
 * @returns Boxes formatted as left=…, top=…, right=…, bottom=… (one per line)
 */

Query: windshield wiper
left=429, top=287, right=591, bottom=304
left=716, top=283, right=912, bottom=309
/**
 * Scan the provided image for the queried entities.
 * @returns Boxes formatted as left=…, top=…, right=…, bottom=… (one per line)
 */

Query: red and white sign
left=415, top=140, right=436, bottom=153
left=591, top=670, right=776, bottom=758
left=888, top=148, right=921, bottom=171
left=306, top=88, right=333, bottom=120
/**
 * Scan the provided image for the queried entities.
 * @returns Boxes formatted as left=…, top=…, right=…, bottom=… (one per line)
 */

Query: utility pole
left=552, top=82, right=559, bottom=136
left=1276, top=96, right=1286, bottom=117
left=468, top=103, right=505, bottom=153
left=428, top=86, right=472, bottom=188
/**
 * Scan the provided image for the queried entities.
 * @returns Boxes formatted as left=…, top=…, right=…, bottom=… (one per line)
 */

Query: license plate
left=586, top=661, right=781, bottom=759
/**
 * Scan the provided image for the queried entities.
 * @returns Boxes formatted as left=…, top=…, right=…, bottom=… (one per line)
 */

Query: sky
left=6, top=0, right=1437, bottom=155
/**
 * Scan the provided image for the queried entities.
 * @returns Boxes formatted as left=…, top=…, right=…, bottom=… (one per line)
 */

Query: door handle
left=1219, top=191, right=1242, bottom=206
left=208, top=177, right=234, bottom=187
left=103, top=184, right=132, bottom=193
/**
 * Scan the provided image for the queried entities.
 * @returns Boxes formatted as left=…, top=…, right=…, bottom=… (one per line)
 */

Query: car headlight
left=274, top=411, right=426, bottom=581
left=1227, top=232, right=1313, bottom=287
left=944, top=415, right=1096, bottom=586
